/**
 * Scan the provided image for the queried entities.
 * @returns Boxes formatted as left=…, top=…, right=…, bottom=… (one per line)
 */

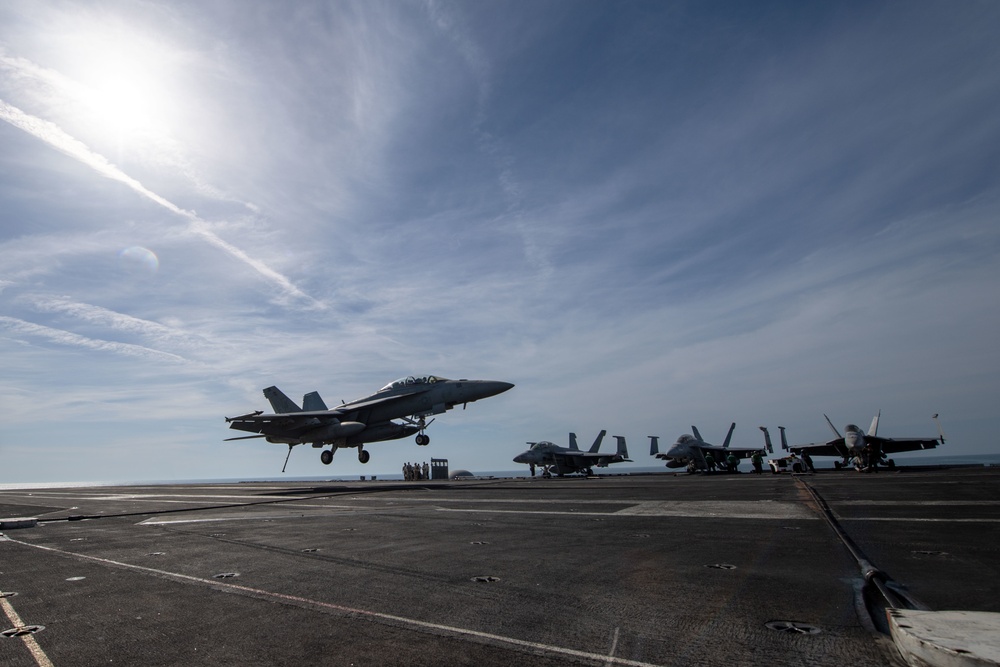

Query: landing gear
left=358, top=448, right=370, bottom=464
left=320, top=449, right=334, bottom=465
left=415, top=433, right=430, bottom=446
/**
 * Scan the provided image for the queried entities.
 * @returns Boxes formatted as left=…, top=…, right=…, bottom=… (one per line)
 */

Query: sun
left=60, top=21, right=181, bottom=145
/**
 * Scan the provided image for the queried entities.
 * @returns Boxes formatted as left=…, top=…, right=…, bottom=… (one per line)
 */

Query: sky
left=1, top=1, right=998, bottom=483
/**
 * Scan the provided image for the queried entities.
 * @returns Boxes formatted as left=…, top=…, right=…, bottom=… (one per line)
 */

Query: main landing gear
left=414, top=416, right=433, bottom=446
left=320, top=447, right=370, bottom=465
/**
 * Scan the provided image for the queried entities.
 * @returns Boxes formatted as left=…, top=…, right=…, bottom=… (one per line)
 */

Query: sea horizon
left=2, top=452, right=999, bottom=491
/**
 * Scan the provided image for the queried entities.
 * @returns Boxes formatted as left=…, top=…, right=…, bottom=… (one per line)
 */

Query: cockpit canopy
left=530, top=441, right=555, bottom=450
left=380, top=375, right=449, bottom=392
left=845, top=424, right=861, bottom=433
left=677, top=434, right=697, bottom=444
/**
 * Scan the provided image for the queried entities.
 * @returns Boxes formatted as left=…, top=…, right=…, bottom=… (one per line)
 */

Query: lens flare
left=118, top=246, right=159, bottom=276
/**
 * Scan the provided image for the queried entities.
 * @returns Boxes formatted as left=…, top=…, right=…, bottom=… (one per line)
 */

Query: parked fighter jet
left=513, top=431, right=631, bottom=477
left=648, top=423, right=762, bottom=472
left=225, top=375, right=513, bottom=471
left=767, top=412, right=945, bottom=469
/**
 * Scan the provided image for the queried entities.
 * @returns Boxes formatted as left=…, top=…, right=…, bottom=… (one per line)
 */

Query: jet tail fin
left=722, top=422, right=736, bottom=449
left=263, top=386, right=302, bottom=414
left=649, top=436, right=660, bottom=456
left=613, top=435, right=629, bottom=459
left=778, top=426, right=788, bottom=451
left=303, top=391, right=329, bottom=411
left=692, top=426, right=703, bottom=442
left=824, top=415, right=842, bottom=439
left=759, top=427, right=773, bottom=454
left=868, top=410, right=881, bottom=437
left=569, top=433, right=580, bottom=451
left=588, top=430, right=607, bottom=454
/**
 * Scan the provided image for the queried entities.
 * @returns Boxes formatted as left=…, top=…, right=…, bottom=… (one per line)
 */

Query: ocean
left=2, top=453, right=998, bottom=491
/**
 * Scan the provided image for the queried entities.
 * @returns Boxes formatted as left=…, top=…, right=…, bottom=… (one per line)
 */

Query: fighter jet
left=768, top=412, right=945, bottom=469
left=225, top=375, right=513, bottom=471
left=512, top=431, right=631, bottom=477
left=648, top=423, right=762, bottom=472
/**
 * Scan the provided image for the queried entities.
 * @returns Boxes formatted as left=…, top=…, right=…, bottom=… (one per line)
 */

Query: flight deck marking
left=435, top=500, right=815, bottom=520
left=0, top=594, right=54, bottom=667
left=605, top=626, right=620, bottom=667
left=4, top=538, right=664, bottom=667
left=839, top=517, right=1000, bottom=523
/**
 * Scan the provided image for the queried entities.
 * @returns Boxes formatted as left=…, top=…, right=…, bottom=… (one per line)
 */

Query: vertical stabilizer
left=868, top=410, right=881, bottom=437
left=588, top=430, right=607, bottom=454
left=302, top=391, right=329, bottom=411
left=778, top=426, right=788, bottom=451
left=759, top=427, right=773, bottom=454
left=263, top=386, right=302, bottom=414
left=692, top=426, right=704, bottom=442
left=613, top=435, right=629, bottom=459
left=649, top=436, right=660, bottom=456
left=722, top=423, right=736, bottom=449
left=568, top=433, right=580, bottom=451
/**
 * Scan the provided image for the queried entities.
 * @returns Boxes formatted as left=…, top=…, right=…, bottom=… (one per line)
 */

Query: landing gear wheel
left=358, top=449, right=370, bottom=464
left=320, top=450, right=333, bottom=465
left=415, top=434, right=430, bottom=446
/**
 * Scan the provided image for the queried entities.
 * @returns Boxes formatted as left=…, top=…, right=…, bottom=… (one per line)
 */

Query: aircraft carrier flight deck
left=1, top=466, right=998, bottom=666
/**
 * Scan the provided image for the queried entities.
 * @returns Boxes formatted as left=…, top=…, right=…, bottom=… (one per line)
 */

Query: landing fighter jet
left=767, top=412, right=945, bottom=468
left=512, top=431, right=631, bottom=477
left=225, top=375, right=513, bottom=471
left=648, top=424, right=762, bottom=472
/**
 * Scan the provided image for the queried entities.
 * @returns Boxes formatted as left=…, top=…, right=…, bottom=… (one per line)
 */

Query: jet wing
left=869, top=436, right=941, bottom=454
left=340, top=386, right=431, bottom=411
left=787, top=439, right=849, bottom=458
left=698, top=445, right=760, bottom=460
left=229, top=409, right=347, bottom=422
left=550, top=452, right=590, bottom=468
left=549, top=452, right=620, bottom=469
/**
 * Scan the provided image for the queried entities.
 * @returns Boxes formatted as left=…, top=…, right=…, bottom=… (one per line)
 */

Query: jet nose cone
left=470, top=380, right=514, bottom=399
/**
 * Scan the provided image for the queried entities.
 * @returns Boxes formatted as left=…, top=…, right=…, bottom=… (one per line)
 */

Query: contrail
left=0, top=98, right=319, bottom=307
left=0, top=316, right=186, bottom=363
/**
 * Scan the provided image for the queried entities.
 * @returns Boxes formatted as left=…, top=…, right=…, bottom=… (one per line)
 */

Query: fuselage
left=234, top=375, right=513, bottom=448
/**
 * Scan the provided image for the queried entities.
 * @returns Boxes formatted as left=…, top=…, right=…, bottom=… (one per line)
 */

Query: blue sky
left=1, top=1, right=998, bottom=483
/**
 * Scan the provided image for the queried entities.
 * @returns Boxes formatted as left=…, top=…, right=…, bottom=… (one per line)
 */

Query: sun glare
left=60, top=21, right=181, bottom=145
